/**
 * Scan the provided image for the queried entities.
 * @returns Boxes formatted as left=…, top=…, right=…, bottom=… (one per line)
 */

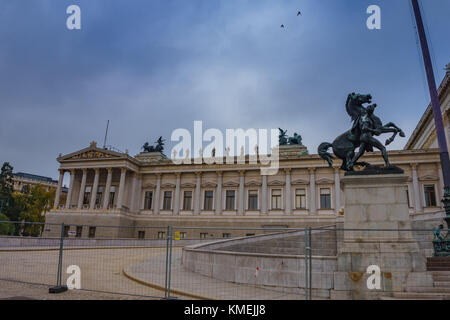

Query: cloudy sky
left=1, top=0, right=449, bottom=183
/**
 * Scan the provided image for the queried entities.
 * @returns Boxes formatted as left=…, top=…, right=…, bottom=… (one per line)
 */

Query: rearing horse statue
left=318, top=93, right=405, bottom=171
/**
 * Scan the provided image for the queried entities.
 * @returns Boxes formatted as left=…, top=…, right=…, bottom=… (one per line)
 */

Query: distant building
left=13, top=172, right=68, bottom=194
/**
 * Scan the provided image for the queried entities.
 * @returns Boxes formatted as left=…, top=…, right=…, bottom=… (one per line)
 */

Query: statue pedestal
left=275, top=144, right=308, bottom=159
left=135, top=152, right=166, bottom=163
left=332, top=173, right=431, bottom=299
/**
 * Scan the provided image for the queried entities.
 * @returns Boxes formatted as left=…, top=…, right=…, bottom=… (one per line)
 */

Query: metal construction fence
left=0, top=220, right=446, bottom=300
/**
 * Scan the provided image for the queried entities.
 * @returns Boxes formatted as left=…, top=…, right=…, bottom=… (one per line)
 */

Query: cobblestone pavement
left=0, top=280, right=155, bottom=300
left=0, top=247, right=170, bottom=299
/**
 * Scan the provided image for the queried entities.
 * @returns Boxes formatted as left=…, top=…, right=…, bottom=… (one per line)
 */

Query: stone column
left=309, top=168, right=316, bottom=213
left=194, top=172, right=201, bottom=215
left=334, top=167, right=341, bottom=213
left=65, top=170, right=75, bottom=209
left=238, top=170, right=245, bottom=215
left=54, top=169, right=64, bottom=208
left=173, top=173, right=181, bottom=215
left=103, top=168, right=113, bottom=209
left=215, top=171, right=223, bottom=215
left=77, top=169, right=87, bottom=209
left=129, top=172, right=138, bottom=212
left=284, top=168, right=292, bottom=214
left=117, top=168, right=127, bottom=209
left=411, top=164, right=423, bottom=212
left=89, top=168, right=100, bottom=209
left=154, top=173, right=161, bottom=214
left=261, top=174, right=268, bottom=215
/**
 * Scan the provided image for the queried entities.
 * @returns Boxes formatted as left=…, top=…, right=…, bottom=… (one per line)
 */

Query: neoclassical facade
left=44, top=141, right=443, bottom=238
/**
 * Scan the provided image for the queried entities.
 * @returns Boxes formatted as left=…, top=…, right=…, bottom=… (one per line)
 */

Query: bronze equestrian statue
left=318, top=93, right=405, bottom=171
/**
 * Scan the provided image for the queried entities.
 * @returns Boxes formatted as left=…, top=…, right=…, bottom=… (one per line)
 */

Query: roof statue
left=142, top=136, right=165, bottom=153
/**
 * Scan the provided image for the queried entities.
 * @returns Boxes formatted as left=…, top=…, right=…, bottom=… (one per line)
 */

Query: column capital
left=283, top=168, right=291, bottom=174
left=175, top=172, right=182, bottom=178
left=308, top=167, right=316, bottom=174
left=81, top=168, right=88, bottom=173
left=155, top=172, right=162, bottom=179
left=195, top=172, right=202, bottom=177
left=437, top=162, right=442, bottom=169
left=58, top=169, right=65, bottom=174
left=410, top=163, right=418, bottom=170
left=69, top=169, right=76, bottom=175
left=216, top=171, right=223, bottom=177
left=106, top=167, right=113, bottom=173
left=239, top=170, right=245, bottom=177
left=120, top=167, right=127, bottom=174
left=333, top=166, right=341, bottom=173
left=93, top=168, right=100, bottom=173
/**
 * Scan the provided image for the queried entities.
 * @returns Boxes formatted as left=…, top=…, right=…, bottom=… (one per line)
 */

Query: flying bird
left=280, top=24, right=284, bottom=28
left=297, top=10, right=302, bottom=16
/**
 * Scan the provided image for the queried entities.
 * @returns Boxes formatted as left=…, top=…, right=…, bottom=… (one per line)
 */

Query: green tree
left=20, top=185, right=54, bottom=236
left=0, top=213, right=14, bottom=235
left=0, top=162, right=14, bottom=217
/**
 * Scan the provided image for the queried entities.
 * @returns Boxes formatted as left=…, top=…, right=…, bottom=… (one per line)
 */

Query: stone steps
left=434, top=281, right=450, bottom=288
left=380, top=292, right=450, bottom=300
left=427, top=257, right=450, bottom=271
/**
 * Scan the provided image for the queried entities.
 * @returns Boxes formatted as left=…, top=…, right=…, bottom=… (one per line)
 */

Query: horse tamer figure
left=318, top=93, right=405, bottom=171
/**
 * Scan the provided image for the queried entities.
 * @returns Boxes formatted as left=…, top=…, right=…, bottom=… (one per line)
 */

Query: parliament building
left=44, top=67, right=450, bottom=239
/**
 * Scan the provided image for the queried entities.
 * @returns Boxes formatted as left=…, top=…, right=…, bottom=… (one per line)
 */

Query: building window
left=271, top=189, right=282, bottom=209
left=204, top=190, right=214, bottom=210
left=144, top=191, right=153, bottom=210
left=158, top=231, right=165, bottom=239
left=63, top=225, right=70, bottom=238
left=138, top=231, right=145, bottom=239
left=183, top=191, right=192, bottom=210
left=424, top=185, right=437, bottom=207
left=83, top=186, right=91, bottom=205
left=246, top=233, right=255, bottom=237
left=295, top=189, right=306, bottom=209
left=163, top=191, right=172, bottom=210
left=320, top=188, right=332, bottom=209
left=88, top=227, right=96, bottom=238
left=200, top=233, right=208, bottom=239
left=248, top=190, right=258, bottom=210
left=109, top=186, right=115, bottom=207
left=223, top=233, right=231, bottom=238
left=95, top=186, right=103, bottom=206
left=226, top=190, right=235, bottom=210
left=76, top=226, right=82, bottom=238
left=179, top=232, right=187, bottom=239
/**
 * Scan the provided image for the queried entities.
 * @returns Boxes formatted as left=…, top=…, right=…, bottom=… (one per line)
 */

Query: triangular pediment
left=181, top=182, right=196, bottom=188
left=419, top=174, right=438, bottom=181
left=223, top=180, right=239, bottom=187
left=316, top=177, right=334, bottom=185
left=143, top=182, right=156, bottom=189
left=268, top=179, right=285, bottom=186
left=202, top=181, right=218, bottom=188
left=292, top=178, right=309, bottom=185
left=59, top=142, right=125, bottom=162
left=245, top=180, right=262, bottom=187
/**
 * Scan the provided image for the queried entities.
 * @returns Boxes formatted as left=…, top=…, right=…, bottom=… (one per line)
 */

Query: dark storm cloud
left=0, top=0, right=449, bottom=181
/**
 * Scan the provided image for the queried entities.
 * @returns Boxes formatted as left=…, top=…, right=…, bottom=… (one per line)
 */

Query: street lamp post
left=411, top=0, right=450, bottom=256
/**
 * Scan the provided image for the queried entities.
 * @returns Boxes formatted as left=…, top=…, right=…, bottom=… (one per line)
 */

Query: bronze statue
left=318, top=93, right=405, bottom=171
left=142, top=136, right=165, bottom=153
left=279, top=128, right=303, bottom=146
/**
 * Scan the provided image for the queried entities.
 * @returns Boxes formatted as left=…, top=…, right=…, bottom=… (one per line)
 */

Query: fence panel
left=0, top=221, right=62, bottom=286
